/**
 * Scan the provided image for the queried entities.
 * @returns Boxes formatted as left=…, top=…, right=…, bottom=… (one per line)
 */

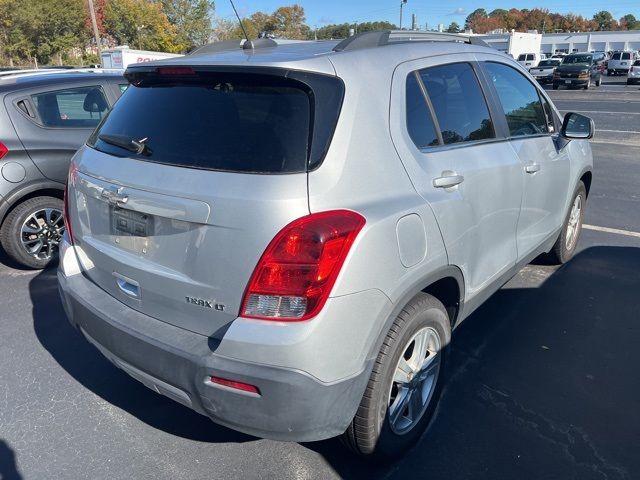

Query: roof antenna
left=229, top=0, right=253, bottom=49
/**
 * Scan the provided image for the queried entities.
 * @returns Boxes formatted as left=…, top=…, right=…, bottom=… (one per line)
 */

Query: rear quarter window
left=32, top=86, right=108, bottom=128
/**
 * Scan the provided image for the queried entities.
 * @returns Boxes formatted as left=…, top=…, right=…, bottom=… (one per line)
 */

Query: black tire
left=548, top=181, right=586, bottom=264
left=0, top=196, right=64, bottom=269
left=596, top=77, right=602, bottom=87
left=607, top=70, right=612, bottom=76
left=552, top=84, right=559, bottom=90
left=584, top=79, right=590, bottom=90
left=342, top=293, right=451, bottom=460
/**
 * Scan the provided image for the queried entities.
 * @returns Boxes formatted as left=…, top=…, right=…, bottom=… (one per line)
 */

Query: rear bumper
left=57, top=247, right=371, bottom=442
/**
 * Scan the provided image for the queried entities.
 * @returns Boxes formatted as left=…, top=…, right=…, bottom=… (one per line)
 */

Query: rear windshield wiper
left=98, top=134, right=152, bottom=156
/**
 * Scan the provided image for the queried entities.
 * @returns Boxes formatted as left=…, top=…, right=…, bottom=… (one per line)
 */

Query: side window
left=419, top=62, right=494, bottom=145
left=483, top=62, right=549, bottom=137
left=119, top=84, right=129, bottom=94
left=405, top=73, right=439, bottom=149
left=31, top=86, right=108, bottom=128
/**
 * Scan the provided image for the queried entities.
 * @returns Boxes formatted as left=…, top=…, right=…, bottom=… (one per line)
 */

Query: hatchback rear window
left=89, top=71, right=341, bottom=174
left=612, top=53, right=621, bottom=60
left=622, top=53, right=631, bottom=60
left=518, top=54, right=526, bottom=61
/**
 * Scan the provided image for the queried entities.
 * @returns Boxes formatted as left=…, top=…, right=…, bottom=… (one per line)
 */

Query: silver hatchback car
left=58, top=31, right=594, bottom=459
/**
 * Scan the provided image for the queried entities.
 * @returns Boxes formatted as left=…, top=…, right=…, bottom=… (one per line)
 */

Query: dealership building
left=479, top=30, right=640, bottom=54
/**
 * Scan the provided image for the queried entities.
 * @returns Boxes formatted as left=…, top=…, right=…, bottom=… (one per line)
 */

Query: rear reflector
left=0, top=141, right=8, bottom=160
left=210, top=376, right=260, bottom=395
left=240, top=210, right=366, bottom=321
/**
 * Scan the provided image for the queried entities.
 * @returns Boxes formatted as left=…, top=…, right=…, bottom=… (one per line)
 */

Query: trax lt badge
left=185, top=296, right=225, bottom=311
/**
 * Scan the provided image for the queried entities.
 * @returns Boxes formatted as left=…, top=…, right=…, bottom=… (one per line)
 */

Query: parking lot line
left=596, top=128, right=640, bottom=134
left=561, top=110, right=640, bottom=115
left=583, top=224, right=640, bottom=239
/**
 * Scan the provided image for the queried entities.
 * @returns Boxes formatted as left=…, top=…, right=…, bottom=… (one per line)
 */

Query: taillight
left=240, top=210, right=366, bottom=321
left=63, top=163, right=78, bottom=245
left=0, top=141, right=8, bottom=160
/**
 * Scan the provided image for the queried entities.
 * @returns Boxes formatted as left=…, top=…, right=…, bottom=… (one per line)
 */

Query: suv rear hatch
left=67, top=66, right=343, bottom=337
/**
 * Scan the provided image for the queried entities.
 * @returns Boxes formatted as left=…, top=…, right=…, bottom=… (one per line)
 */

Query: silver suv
left=58, top=31, right=594, bottom=459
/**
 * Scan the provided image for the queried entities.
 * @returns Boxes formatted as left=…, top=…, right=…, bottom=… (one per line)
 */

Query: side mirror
left=561, top=112, right=594, bottom=139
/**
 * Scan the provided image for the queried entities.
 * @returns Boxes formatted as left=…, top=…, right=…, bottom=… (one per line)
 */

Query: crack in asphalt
left=479, top=384, right=629, bottom=480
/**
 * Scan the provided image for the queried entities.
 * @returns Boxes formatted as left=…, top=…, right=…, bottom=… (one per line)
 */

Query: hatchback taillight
left=63, top=163, right=78, bottom=245
left=0, top=141, right=8, bottom=160
left=240, top=210, right=366, bottom=321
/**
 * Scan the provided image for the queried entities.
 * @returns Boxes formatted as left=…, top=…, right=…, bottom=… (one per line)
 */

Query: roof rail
left=189, top=38, right=278, bottom=56
left=333, top=30, right=490, bottom=52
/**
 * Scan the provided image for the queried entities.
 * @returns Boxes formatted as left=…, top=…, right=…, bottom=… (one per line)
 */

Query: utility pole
left=399, top=0, right=407, bottom=30
left=88, top=0, right=102, bottom=57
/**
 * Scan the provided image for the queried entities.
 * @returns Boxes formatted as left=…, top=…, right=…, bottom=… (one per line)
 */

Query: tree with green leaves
left=158, top=0, right=214, bottom=49
left=465, top=8, right=487, bottom=31
left=104, top=0, right=184, bottom=52
left=592, top=11, right=617, bottom=31
left=446, top=22, right=460, bottom=33
left=620, top=14, right=640, bottom=30
left=0, top=0, right=87, bottom=65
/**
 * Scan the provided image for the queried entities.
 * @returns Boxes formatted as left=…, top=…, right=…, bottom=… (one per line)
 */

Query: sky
left=216, top=0, right=640, bottom=30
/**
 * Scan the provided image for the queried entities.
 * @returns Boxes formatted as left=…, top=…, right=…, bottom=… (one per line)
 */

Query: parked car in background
left=608, top=51, right=637, bottom=75
left=553, top=52, right=605, bottom=89
left=0, top=70, right=125, bottom=268
left=517, top=52, right=544, bottom=68
left=59, top=31, right=594, bottom=460
left=530, top=58, right=562, bottom=84
left=628, top=60, right=640, bottom=85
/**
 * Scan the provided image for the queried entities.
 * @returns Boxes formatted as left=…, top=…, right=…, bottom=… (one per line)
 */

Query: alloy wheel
left=20, top=208, right=65, bottom=260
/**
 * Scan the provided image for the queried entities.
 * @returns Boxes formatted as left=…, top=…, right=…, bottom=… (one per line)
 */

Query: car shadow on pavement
left=0, top=248, right=32, bottom=271
left=29, top=268, right=253, bottom=444
left=29, top=246, right=640, bottom=478
left=0, top=439, right=22, bottom=480
left=307, top=246, right=640, bottom=480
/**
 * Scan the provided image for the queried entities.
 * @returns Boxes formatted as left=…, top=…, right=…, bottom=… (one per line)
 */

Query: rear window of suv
left=89, top=71, right=342, bottom=174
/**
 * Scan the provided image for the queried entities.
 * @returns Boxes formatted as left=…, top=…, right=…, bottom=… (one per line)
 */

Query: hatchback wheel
left=596, top=77, right=602, bottom=87
left=548, top=181, right=586, bottom=264
left=0, top=196, right=64, bottom=269
left=342, top=293, right=450, bottom=460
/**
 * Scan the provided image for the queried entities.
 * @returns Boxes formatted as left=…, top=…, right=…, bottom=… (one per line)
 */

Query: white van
left=517, top=53, right=543, bottom=68
left=608, top=51, right=638, bottom=75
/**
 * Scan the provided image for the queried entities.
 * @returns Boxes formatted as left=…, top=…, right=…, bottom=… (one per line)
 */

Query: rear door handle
left=525, top=163, right=541, bottom=174
left=433, top=172, right=464, bottom=189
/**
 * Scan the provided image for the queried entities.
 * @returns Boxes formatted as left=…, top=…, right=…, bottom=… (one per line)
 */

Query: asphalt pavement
left=0, top=75, right=639, bottom=480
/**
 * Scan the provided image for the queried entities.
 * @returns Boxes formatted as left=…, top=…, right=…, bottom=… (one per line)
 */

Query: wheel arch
left=367, top=265, right=465, bottom=363
left=0, top=180, right=64, bottom=226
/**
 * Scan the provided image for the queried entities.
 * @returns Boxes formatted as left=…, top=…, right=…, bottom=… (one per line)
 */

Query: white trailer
left=100, top=47, right=182, bottom=70
left=476, top=31, right=542, bottom=59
